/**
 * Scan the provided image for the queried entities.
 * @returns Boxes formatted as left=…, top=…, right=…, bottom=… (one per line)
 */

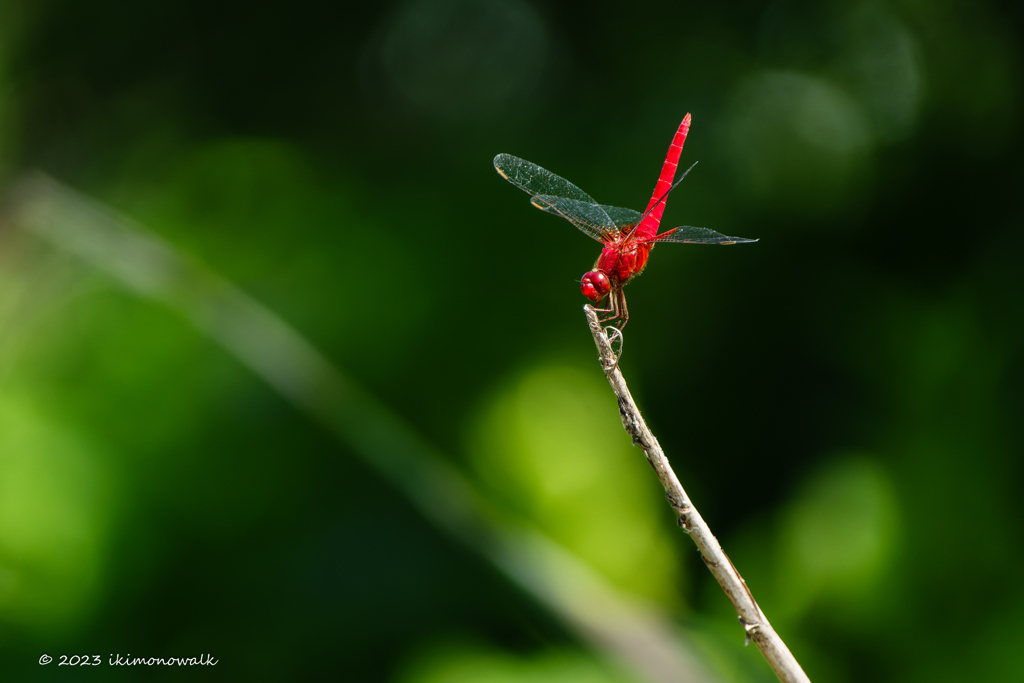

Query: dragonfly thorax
left=596, top=238, right=651, bottom=287
left=580, top=238, right=653, bottom=302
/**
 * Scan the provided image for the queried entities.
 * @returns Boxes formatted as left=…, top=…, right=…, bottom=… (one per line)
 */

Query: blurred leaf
left=396, top=643, right=639, bottom=683
left=111, top=137, right=431, bottom=374
left=777, top=454, right=899, bottom=617
left=722, top=70, right=872, bottom=217
left=469, top=365, right=683, bottom=607
left=0, top=395, right=114, bottom=634
left=371, top=0, right=549, bottom=121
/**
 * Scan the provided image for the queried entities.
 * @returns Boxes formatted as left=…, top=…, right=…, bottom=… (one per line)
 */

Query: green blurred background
left=0, top=0, right=1021, bottom=680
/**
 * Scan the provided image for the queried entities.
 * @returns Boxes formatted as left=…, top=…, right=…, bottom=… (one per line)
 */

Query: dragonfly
left=494, top=114, right=756, bottom=328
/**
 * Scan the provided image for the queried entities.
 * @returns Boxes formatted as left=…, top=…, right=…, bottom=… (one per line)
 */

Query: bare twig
left=584, top=305, right=811, bottom=683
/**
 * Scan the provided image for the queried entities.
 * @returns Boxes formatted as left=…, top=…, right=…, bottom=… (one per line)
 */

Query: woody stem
left=583, top=304, right=811, bottom=683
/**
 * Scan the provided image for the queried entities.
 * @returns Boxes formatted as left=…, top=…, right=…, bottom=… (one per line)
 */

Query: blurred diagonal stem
left=3, top=174, right=722, bottom=683
left=584, top=305, right=811, bottom=683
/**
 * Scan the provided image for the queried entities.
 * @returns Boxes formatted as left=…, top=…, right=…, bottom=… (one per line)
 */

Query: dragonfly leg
left=592, top=299, right=617, bottom=320
left=595, top=306, right=620, bottom=325
left=592, top=289, right=617, bottom=318
left=591, top=291, right=626, bottom=363
left=595, top=288, right=628, bottom=329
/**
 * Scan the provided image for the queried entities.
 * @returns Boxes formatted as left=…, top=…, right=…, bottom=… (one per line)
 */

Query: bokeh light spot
left=778, top=454, right=899, bottom=614
left=469, top=364, right=682, bottom=606
left=0, top=395, right=113, bottom=634
left=375, top=0, right=549, bottom=119
left=397, top=643, right=637, bottom=683
left=724, top=70, right=872, bottom=217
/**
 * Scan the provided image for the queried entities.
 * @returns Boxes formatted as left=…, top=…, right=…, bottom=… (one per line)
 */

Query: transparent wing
left=652, top=226, right=758, bottom=245
left=531, top=201, right=639, bottom=233
left=599, top=205, right=643, bottom=229
left=530, top=195, right=618, bottom=241
left=495, top=154, right=617, bottom=241
left=494, top=153, right=597, bottom=203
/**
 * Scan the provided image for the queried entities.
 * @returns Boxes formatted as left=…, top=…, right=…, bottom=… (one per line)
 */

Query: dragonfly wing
left=531, top=195, right=618, bottom=242
left=652, top=226, right=758, bottom=245
left=494, top=154, right=618, bottom=241
left=494, top=154, right=598, bottom=203
left=598, top=205, right=643, bottom=229
left=533, top=202, right=639, bottom=232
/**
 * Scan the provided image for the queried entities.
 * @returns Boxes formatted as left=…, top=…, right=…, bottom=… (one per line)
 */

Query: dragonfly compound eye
left=581, top=271, right=611, bottom=302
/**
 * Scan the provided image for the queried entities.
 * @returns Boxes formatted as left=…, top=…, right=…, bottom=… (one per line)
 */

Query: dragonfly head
left=581, top=270, right=612, bottom=302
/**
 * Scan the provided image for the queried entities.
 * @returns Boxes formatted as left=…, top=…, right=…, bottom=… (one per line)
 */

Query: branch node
left=738, top=616, right=762, bottom=647
left=665, top=492, right=693, bottom=531
left=665, top=491, right=691, bottom=512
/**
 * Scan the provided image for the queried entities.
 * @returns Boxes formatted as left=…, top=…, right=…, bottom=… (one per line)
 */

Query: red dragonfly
left=494, top=114, right=756, bottom=327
